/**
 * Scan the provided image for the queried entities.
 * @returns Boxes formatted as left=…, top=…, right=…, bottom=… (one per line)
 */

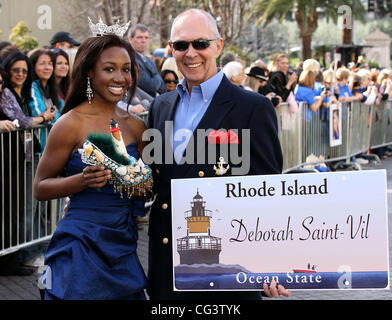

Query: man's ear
left=215, top=38, right=224, bottom=59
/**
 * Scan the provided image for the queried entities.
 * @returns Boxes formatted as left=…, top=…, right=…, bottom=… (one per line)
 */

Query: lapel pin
left=214, top=157, right=229, bottom=176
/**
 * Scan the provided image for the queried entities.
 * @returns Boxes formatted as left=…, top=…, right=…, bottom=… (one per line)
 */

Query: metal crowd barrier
left=138, top=111, right=149, bottom=124
left=1, top=124, right=63, bottom=256
left=276, top=100, right=392, bottom=172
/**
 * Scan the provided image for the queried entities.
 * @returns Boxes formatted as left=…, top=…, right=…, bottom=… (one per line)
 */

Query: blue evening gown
left=43, top=142, right=147, bottom=300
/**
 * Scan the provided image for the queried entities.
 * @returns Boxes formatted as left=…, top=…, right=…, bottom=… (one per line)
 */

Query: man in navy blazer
left=128, top=24, right=166, bottom=98
left=145, top=8, right=289, bottom=300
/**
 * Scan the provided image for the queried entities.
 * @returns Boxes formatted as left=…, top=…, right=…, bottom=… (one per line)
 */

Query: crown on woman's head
left=88, top=17, right=131, bottom=38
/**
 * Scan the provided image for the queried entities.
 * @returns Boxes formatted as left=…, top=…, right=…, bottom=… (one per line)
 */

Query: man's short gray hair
left=128, top=24, right=150, bottom=38
left=170, top=9, right=221, bottom=40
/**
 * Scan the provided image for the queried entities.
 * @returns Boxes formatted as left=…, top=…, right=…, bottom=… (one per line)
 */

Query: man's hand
left=263, top=279, right=291, bottom=298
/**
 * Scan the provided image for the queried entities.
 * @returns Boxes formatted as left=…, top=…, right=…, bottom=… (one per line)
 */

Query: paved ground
left=1, top=155, right=392, bottom=300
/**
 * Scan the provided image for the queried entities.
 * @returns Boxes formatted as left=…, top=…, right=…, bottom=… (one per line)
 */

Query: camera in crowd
left=287, top=68, right=300, bottom=77
left=322, top=86, right=331, bottom=94
left=270, top=92, right=280, bottom=107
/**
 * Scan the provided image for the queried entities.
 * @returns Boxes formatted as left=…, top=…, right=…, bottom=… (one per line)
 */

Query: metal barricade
left=1, top=125, right=63, bottom=256
left=275, top=101, right=379, bottom=172
left=138, top=111, right=149, bottom=124
left=386, top=100, right=392, bottom=144
left=275, top=103, right=302, bottom=171
left=370, top=100, right=392, bottom=148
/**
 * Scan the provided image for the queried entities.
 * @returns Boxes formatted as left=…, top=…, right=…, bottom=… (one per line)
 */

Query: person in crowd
left=268, top=53, right=298, bottom=103
left=0, top=45, right=20, bottom=62
left=243, top=66, right=266, bottom=92
left=219, top=52, right=236, bottom=68
left=243, top=66, right=281, bottom=107
left=161, top=55, right=182, bottom=80
left=335, top=67, right=362, bottom=103
left=1, top=51, right=56, bottom=129
left=28, top=49, right=63, bottom=152
left=321, top=70, right=339, bottom=106
left=0, top=41, right=11, bottom=64
left=53, top=49, right=70, bottom=103
left=34, top=34, right=150, bottom=300
left=352, top=69, right=378, bottom=105
left=146, top=8, right=289, bottom=300
left=160, top=69, right=179, bottom=92
left=302, top=59, right=322, bottom=95
left=0, top=66, right=22, bottom=275
left=0, top=52, right=58, bottom=269
left=295, top=69, right=328, bottom=119
left=128, top=24, right=166, bottom=97
left=376, top=68, right=392, bottom=102
left=222, top=60, right=246, bottom=87
left=50, top=31, right=80, bottom=50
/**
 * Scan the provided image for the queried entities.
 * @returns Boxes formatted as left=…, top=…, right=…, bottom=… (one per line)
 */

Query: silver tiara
left=88, top=17, right=131, bottom=38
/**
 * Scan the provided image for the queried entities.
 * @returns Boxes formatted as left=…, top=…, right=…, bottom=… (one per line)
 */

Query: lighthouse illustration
left=176, top=189, right=222, bottom=265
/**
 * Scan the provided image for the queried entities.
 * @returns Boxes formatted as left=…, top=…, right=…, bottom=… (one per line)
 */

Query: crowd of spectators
left=220, top=52, right=392, bottom=161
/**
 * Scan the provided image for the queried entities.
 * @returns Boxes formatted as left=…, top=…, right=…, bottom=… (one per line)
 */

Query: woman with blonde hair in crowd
left=268, top=53, right=297, bottom=103
left=303, top=58, right=322, bottom=95
left=376, top=68, right=392, bottom=101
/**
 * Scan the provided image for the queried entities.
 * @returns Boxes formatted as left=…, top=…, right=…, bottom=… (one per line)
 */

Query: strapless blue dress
left=43, top=143, right=147, bottom=300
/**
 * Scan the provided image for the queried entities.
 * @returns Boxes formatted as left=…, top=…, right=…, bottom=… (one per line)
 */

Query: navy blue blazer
left=135, top=53, right=166, bottom=97
left=146, top=75, right=283, bottom=300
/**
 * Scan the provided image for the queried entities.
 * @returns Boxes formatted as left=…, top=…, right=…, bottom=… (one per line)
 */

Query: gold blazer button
left=162, top=238, right=169, bottom=244
left=198, top=171, right=205, bottom=177
left=162, top=203, right=168, bottom=210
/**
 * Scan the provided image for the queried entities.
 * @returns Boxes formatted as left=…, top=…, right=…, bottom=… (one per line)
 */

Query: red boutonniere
left=207, top=129, right=239, bottom=144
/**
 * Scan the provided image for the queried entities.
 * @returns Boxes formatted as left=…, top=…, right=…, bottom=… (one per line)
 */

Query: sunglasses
left=171, top=38, right=220, bottom=51
left=11, top=68, right=28, bottom=75
left=164, top=79, right=178, bottom=84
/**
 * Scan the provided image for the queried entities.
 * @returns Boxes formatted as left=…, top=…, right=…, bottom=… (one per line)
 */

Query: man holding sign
left=146, top=8, right=289, bottom=300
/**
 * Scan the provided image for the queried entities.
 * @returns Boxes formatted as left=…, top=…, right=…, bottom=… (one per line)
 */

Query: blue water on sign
left=175, top=271, right=389, bottom=290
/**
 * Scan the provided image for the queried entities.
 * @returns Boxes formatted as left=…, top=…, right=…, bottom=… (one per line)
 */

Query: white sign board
left=171, top=170, right=389, bottom=291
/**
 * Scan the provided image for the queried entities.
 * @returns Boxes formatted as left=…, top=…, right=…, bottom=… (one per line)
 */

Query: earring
left=124, top=89, right=128, bottom=101
left=86, top=77, right=93, bottom=104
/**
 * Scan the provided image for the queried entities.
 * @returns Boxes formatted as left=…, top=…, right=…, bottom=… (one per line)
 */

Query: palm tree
left=252, top=0, right=365, bottom=60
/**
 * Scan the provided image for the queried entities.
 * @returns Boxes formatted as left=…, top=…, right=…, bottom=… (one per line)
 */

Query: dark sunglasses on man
left=171, top=38, right=220, bottom=51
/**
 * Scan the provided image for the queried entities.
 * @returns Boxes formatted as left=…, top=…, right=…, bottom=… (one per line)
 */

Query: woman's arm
left=310, top=92, right=328, bottom=112
left=0, top=88, right=34, bottom=129
left=33, top=113, right=111, bottom=201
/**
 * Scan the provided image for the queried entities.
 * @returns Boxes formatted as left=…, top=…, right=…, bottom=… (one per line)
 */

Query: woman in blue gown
left=33, top=34, right=150, bottom=299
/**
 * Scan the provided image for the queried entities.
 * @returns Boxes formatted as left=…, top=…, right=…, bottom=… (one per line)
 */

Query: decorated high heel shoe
left=79, top=119, right=153, bottom=198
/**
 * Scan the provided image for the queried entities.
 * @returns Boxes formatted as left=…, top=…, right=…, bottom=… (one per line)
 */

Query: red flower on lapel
left=208, top=129, right=239, bottom=144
